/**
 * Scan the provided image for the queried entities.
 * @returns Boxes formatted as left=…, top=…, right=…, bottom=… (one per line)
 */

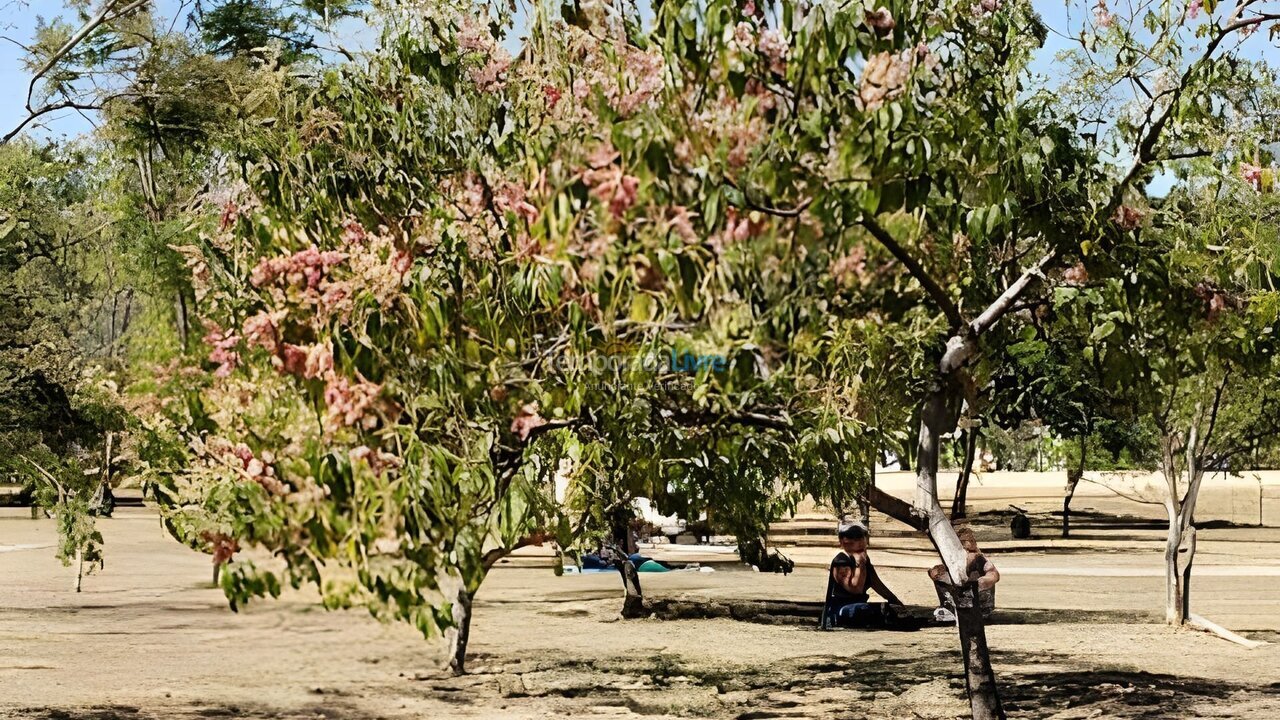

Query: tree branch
left=860, top=215, right=965, bottom=330
left=2, top=0, right=147, bottom=145
left=1104, top=0, right=1253, bottom=220
left=867, top=485, right=926, bottom=531
left=1, top=100, right=103, bottom=144
left=971, top=250, right=1057, bottom=336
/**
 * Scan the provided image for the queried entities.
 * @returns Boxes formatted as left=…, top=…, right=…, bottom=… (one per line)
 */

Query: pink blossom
left=831, top=246, right=868, bottom=287
left=757, top=29, right=789, bottom=75
left=974, top=0, right=1001, bottom=16
left=391, top=250, right=413, bottom=276
left=242, top=311, right=281, bottom=353
left=323, top=373, right=382, bottom=432
left=1208, top=293, right=1226, bottom=318
left=613, top=49, right=665, bottom=116
left=743, top=0, right=757, bottom=15
left=511, top=402, right=548, bottom=441
left=494, top=182, right=540, bottom=224
left=1113, top=205, right=1144, bottom=230
left=668, top=206, right=699, bottom=243
left=341, top=218, right=369, bottom=245
left=674, top=138, right=693, bottom=164
left=587, top=145, right=620, bottom=169
left=1062, top=263, right=1089, bottom=286
left=469, top=52, right=512, bottom=93
left=1093, top=0, right=1114, bottom=28
left=203, top=325, right=240, bottom=377
left=1240, top=162, right=1263, bottom=188
left=222, top=443, right=286, bottom=495
left=543, top=84, right=562, bottom=109
left=275, top=343, right=309, bottom=376
left=457, top=18, right=494, bottom=53
left=1186, top=0, right=1202, bottom=18
left=250, top=246, right=347, bottom=289
left=319, top=280, right=354, bottom=317
left=710, top=208, right=763, bottom=253
left=232, top=443, right=254, bottom=467
left=584, top=166, right=640, bottom=219
left=219, top=201, right=239, bottom=232
left=348, top=445, right=401, bottom=475
left=304, top=344, right=334, bottom=379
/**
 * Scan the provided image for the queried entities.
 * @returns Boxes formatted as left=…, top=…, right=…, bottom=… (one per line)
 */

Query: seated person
left=821, top=522, right=905, bottom=629
left=928, top=526, right=1000, bottom=621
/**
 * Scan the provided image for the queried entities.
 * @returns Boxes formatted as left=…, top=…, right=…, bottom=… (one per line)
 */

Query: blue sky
left=1, top=1, right=1276, bottom=149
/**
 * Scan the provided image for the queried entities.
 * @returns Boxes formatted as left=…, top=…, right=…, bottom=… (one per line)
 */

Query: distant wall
left=821, top=470, right=1280, bottom=527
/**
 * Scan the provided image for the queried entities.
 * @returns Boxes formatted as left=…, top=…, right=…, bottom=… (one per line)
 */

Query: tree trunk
left=445, top=586, right=474, bottom=675
left=1062, top=435, right=1085, bottom=538
left=618, top=558, right=646, bottom=618
left=936, top=578, right=1005, bottom=720
left=115, top=288, right=135, bottom=357
left=1164, top=522, right=1185, bottom=625
left=859, top=460, right=874, bottom=529
left=916, top=385, right=1006, bottom=720
left=74, top=548, right=84, bottom=593
left=951, top=428, right=978, bottom=519
left=175, top=289, right=190, bottom=350
left=1180, top=525, right=1196, bottom=623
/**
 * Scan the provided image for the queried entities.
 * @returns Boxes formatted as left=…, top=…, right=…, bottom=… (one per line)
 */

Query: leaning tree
left=633, top=0, right=1279, bottom=715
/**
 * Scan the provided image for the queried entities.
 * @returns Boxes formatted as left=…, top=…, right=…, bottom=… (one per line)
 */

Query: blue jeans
left=836, top=602, right=887, bottom=628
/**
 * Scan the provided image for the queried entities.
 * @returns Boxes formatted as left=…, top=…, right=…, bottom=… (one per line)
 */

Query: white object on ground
left=1188, top=613, right=1268, bottom=649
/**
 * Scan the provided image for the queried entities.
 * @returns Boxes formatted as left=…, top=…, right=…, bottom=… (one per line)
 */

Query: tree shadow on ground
left=639, top=596, right=1162, bottom=629
left=29, top=650, right=1277, bottom=720
left=416, top=651, right=1280, bottom=719
left=1001, top=666, right=1280, bottom=718
left=987, top=607, right=1159, bottom=625
left=11, top=701, right=368, bottom=720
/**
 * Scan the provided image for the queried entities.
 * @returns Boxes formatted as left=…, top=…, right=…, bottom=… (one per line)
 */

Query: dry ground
left=2, top=506, right=1280, bottom=720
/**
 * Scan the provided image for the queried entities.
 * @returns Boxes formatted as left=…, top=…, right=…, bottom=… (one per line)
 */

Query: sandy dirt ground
left=3, top=503, right=1280, bottom=720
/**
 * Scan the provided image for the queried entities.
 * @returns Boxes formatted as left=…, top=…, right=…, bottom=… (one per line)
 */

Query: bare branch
left=1105, top=0, right=1254, bottom=219
left=971, top=250, right=1057, bottom=336
left=860, top=214, right=965, bottom=330
left=2, top=0, right=147, bottom=145
left=1, top=100, right=103, bottom=144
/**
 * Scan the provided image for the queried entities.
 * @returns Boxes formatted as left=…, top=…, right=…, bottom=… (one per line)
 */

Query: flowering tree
left=156, top=2, right=865, bottom=674
left=151, top=1, right=1279, bottom=717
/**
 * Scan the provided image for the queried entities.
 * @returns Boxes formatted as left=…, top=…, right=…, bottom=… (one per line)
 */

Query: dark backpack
left=1010, top=508, right=1031, bottom=539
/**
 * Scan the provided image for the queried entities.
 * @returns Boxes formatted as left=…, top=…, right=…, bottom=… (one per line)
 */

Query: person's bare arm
left=976, top=558, right=1000, bottom=591
left=867, top=562, right=904, bottom=607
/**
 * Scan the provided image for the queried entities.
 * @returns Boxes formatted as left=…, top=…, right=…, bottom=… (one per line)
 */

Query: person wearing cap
left=821, top=522, right=905, bottom=629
